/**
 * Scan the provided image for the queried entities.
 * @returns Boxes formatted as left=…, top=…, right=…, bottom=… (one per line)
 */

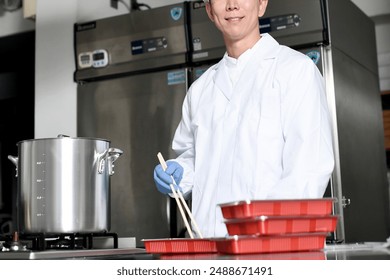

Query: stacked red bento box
left=216, top=198, right=338, bottom=254
left=143, top=198, right=337, bottom=255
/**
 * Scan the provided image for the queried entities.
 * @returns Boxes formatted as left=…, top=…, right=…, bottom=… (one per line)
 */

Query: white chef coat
left=171, top=33, right=335, bottom=237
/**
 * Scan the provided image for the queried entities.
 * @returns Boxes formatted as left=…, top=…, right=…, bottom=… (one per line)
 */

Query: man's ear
left=205, top=3, right=215, bottom=22
left=258, top=0, right=269, bottom=17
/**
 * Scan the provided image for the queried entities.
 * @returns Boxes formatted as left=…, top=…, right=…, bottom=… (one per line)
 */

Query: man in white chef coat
left=154, top=0, right=335, bottom=237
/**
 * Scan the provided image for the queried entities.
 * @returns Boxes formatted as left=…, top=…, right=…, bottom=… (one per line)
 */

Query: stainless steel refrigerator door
left=300, top=44, right=389, bottom=243
left=77, top=68, right=188, bottom=247
left=324, top=45, right=389, bottom=243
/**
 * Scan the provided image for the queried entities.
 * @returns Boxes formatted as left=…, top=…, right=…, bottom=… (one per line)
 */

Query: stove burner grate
left=1, top=232, right=118, bottom=251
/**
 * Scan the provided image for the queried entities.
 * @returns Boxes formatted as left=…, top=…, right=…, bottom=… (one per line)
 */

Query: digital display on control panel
left=131, top=37, right=168, bottom=55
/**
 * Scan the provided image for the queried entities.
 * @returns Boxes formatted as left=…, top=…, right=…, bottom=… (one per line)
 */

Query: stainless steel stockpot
left=8, top=135, right=123, bottom=234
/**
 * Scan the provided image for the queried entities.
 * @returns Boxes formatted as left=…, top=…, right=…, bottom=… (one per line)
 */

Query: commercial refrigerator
left=261, top=0, right=389, bottom=242
left=75, top=0, right=390, bottom=244
left=74, top=3, right=190, bottom=246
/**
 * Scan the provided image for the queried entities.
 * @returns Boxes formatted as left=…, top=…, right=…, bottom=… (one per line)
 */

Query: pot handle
left=98, top=148, right=123, bottom=176
left=7, top=155, right=19, bottom=177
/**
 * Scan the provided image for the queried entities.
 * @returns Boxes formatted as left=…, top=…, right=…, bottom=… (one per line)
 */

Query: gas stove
left=0, top=232, right=151, bottom=260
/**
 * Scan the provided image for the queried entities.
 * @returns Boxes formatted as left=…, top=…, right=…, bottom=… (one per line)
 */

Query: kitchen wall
left=352, top=0, right=390, bottom=92
left=376, top=19, right=390, bottom=91
left=0, top=0, right=389, bottom=137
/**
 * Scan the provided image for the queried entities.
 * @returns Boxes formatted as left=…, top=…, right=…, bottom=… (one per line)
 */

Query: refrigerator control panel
left=131, top=37, right=168, bottom=55
left=260, top=14, right=300, bottom=33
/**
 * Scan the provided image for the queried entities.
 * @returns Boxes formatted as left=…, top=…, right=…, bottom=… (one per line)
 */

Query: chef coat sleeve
left=266, top=56, right=335, bottom=199
left=170, top=86, right=196, bottom=197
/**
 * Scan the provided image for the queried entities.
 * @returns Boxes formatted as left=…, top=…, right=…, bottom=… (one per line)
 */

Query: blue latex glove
left=154, top=161, right=184, bottom=194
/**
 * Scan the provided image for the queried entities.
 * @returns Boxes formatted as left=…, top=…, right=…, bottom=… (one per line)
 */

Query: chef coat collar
left=214, top=33, right=280, bottom=100
left=223, top=33, right=279, bottom=65
left=225, top=43, right=254, bottom=87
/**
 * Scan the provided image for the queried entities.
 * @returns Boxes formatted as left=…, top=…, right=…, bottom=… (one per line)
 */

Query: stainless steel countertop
left=0, top=236, right=153, bottom=260
left=1, top=242, right=389, bottom=260
left=152, top=243, right=390, bottom=260
left=0, top=247, right=152, bottom=260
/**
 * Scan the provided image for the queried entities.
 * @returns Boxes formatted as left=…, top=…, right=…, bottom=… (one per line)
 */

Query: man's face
left=205, top=0, right=268, bottom=43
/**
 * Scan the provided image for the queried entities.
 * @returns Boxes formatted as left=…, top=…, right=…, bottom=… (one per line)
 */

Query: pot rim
left=16, top=136, right=110, bottom=145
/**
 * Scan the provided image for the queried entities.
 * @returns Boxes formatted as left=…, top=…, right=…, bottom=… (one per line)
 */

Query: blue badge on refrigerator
left=305, top=51, right=321, bottom=65
left=168, top=70, right=186, bottom=85
left=195, top=69, right=206, bottom=80
left=171, top=7, right=183, bottom=21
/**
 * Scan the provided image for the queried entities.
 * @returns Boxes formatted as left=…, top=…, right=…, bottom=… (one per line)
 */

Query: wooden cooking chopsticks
left=157, top=152, right=203, bottom=239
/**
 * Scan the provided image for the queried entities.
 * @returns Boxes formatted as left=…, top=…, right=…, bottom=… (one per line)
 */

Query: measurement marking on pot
left=36, top=154, right=47, bottom=218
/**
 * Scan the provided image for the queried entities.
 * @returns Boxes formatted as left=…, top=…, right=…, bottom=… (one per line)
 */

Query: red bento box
left=219, top=198, right=335, bottom=219
left=142, top=238, right=217, bottom=254
left=224, top=215, right=338, bottom=236
left=215, top=233, right=327, bottom=254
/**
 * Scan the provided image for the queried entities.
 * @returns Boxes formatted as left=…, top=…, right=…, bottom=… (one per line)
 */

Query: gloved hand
left=154, top=161, right=184, bottom=194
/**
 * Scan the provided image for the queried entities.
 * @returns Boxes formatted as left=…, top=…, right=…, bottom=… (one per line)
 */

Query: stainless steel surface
left=264, top=0, right=390, bottom=243
left=324, top=242, right=390, bottom=260
left=8, top=136, right=122, bottom=233
left=77, top=69, right=187, bottom=246
left=0, top=248, right=148, bottom=260
left=304, top=1, right=389, bottom=242
left=75, top=3, right=188, bottom=82
left=0, top=237, right=144, bottom=259
left=327, top=0, right=379, bottom=75
left=75, top=3, right=190, bottom=247
left=330, top=45, right=388, bottom=242
left=321, top=44, right=346, bottom=242
left=263, top=0, right=327, bottom=47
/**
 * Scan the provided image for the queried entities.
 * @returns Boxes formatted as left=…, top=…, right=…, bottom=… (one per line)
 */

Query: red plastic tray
left=142, top=238, right=217, bottom=254
left=219, top=198, right=335, bottom=219
left=224, top=215, right=338, bottom=235
left=227, top=251, right=326, bottom=260
left=159, top=251, right=326, bottom=260
left=215, top=233, right=327, bottom=254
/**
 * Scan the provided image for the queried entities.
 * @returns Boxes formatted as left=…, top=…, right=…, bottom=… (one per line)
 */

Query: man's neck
left=224, top=34, right=262, bottom=59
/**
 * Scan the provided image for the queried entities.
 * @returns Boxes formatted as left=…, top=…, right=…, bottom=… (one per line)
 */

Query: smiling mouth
left=226, top=16, right=244, bottom=22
